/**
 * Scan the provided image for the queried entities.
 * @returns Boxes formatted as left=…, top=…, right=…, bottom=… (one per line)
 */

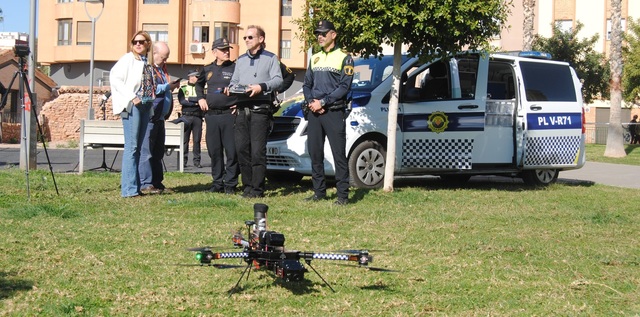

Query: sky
left=0, top=0, right=35, bottom=34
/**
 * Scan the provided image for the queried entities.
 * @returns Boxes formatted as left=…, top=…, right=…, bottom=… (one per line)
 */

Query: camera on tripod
left=13, top=42, right=30, bottom=58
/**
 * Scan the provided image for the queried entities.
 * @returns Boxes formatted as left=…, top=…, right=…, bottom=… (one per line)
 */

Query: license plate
left=267, top=147, right=279, bottom=155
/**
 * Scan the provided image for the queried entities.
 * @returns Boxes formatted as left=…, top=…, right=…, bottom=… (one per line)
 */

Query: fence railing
left=584, top=122, right=638, bottom=144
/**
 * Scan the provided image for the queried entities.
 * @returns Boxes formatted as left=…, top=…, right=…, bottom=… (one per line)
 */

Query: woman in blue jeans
left=109, top=31, right=156, bottom=198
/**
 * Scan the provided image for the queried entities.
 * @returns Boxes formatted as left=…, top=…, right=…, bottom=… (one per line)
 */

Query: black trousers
left=234, top=107, right=271, bottom=196
left=306, top=109, right=349, bottom=199
left=181, top=115, right=203, bottom=164
left=205, top=112, right=238, bottom=190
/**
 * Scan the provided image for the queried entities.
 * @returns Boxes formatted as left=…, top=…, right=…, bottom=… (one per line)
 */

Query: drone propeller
left=331, top=249, right=386, bottom=254
left=173, top=263, right=244, bottom=269
left=333, top=262, right=398, bottom=273
left=186, top=246, right=212, bottom=252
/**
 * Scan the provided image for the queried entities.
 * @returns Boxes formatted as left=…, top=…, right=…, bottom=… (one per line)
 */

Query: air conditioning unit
left=189, top=43, right=204, bottom=54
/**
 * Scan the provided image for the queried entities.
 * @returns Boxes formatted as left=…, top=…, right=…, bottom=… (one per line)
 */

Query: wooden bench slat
left=79, top=119, right=184, bottom=174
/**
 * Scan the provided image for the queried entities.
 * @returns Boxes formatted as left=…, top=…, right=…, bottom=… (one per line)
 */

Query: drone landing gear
left=228, top=262, right=253, bottom=297
left=228, top=259, right=336, bottom=296
left=306, top=261, right=335, bottom=293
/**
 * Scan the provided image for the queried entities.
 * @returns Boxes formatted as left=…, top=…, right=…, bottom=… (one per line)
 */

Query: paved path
left=0, top=145, right=638, bottom=189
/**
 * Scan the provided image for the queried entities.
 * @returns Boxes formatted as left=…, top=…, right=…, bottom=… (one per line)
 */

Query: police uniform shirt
left=302, top=46, right=354, bottom=106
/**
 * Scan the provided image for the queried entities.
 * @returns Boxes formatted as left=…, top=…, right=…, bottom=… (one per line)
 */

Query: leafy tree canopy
left=294, top=0, right=512, bottom=61
left=532, top=22, right=609, bottom=104
left=622, top=17, right=640, bottom=104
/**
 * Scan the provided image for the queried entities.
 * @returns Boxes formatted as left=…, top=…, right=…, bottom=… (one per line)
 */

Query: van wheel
left=349, top=140, right=386, bottom=189
left=266, top=171, right=304, bottom=183
left=521, top=169, right=558, bottom=187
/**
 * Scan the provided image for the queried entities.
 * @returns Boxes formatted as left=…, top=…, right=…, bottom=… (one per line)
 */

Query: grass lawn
left=1, top=165, right=639, bottom=316
left=585, top=143, right=640, bottom=165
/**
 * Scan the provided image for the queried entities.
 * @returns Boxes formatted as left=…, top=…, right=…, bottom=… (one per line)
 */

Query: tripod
left=0, top=52, right=59, bottom=199
left=89, top=91, right=114, bottom=171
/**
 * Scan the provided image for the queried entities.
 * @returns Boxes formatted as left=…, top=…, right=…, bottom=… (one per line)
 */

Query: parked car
left=266, top=51, right=586, bottom=188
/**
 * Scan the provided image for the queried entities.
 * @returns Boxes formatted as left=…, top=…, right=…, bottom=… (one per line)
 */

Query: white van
left=266, top=51, right=586, bottom=188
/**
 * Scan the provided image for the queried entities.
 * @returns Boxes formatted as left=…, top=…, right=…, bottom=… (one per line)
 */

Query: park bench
left=78, top=119, right=184, bottom=174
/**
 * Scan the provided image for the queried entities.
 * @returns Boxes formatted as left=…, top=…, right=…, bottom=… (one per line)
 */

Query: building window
left=214, top=22, right=238, bottom=44
left=143, top=0, right=169, bottom=4
left=77, top=21, right=92, bottom=45
left=280, top=30, right=291, bottom=59
left=193, top=22, right=210, bottom=43
left=554, top=19, right=573, bottom=33
left=57, top=19, right=72, bottom=46
left=607, top=18, right=626, bottom=40
left=281, top=0, right=292, bottom=16
left=143, top=24, right=169, bottom=42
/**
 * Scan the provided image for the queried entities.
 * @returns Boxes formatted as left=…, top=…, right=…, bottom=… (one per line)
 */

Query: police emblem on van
left=428, top=111, right=449, bottom=133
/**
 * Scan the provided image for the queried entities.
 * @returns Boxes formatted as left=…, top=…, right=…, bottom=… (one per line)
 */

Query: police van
left=266, top=51, right=586, bottom=188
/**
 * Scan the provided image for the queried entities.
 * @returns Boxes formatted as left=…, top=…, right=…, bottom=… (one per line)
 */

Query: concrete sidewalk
left=0, top=145, right=638, bottom=189
left=0, top=145, right=209, bottom=174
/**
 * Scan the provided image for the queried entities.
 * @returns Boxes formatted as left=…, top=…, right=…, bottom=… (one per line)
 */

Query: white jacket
left=109, top=52, right=145, bottom=115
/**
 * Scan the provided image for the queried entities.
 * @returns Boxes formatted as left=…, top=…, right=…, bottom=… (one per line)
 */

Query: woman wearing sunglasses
left=109, top=31, right=156, bottom=198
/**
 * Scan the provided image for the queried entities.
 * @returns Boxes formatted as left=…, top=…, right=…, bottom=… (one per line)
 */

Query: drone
left=186, top=203, right=391, bottom=293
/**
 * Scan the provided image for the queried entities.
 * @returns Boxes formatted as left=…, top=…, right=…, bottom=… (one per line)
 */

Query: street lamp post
left=85, top=0, right=105, bottom=120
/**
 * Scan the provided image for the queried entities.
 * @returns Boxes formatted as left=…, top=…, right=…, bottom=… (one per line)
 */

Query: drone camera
left=259, top=230, right=285, bottom=247
left=276, top=259, right=307, bottom=281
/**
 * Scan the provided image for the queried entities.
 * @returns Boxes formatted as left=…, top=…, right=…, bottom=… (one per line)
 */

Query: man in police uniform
left=302, top=20, right=354, bottom=205
left=177, top=70, right=203, bottom=168
left=196, top=38, right=239, bottom=193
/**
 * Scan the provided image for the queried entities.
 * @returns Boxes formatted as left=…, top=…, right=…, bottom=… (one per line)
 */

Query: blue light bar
left=518, top=51, right=552, bottom=60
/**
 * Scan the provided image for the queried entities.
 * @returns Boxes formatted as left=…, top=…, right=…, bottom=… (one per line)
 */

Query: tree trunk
left=523, top=0, right=536, bottom=51
left=604, top=0, right=626, bottom=157
left=382, top=40, right=403, bottom=192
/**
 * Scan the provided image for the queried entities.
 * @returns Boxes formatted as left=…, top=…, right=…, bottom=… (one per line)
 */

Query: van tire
left=349, top=140, right=386, bottom=189
left=521, top=169, right=558, bottom=187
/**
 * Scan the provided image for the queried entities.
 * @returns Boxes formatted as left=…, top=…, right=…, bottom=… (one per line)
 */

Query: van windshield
left=352, top=55, right=410, bottom=92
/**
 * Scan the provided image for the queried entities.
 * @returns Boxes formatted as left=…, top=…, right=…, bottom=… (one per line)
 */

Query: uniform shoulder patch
left=344, top=65, right=354, bottom=76
left=206, top=71, right=213, bottom=81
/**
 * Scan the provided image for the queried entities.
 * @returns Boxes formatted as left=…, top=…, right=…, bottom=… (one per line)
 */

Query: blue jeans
left=139, top=119, right=166, bottom=190
left=121, top=102, right=152, bottom=197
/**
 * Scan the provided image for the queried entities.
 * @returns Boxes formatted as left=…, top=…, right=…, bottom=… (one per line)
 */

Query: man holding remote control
left=229, top=25, right=283, bottom=198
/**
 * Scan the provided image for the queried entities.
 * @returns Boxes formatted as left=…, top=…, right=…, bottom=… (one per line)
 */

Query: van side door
left=398, top=54, right=485, bottom=173
left=516, top=60, right=584, bottom=169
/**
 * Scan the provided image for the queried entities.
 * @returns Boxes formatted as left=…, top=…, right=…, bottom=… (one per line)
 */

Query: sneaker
left=224, top=187, right=237, bottom=195
left=304, top=194, right=326, bottom=202
left=334, top=198, right=349, bottom=205
left=194, top=162, right=202, bottom=168
left=141, top=186, right=162, bottom=195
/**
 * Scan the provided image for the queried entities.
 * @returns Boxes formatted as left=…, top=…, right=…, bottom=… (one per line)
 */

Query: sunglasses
left=316, top=31, right=330, bottom=37
left=243, top=36, right=255, bottom=40
left=131, top=40, right=148, bottom=45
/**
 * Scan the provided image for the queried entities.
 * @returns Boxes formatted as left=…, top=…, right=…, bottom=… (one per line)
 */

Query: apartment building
left=37, top=0, right=640, bottom=93
left=38, top=0, right=307, bottom=94
left=495, top=0, right=639, bottom=55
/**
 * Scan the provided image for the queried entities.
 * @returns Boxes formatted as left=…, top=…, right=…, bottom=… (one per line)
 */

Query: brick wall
left=35, top=86, right=195, bottom=146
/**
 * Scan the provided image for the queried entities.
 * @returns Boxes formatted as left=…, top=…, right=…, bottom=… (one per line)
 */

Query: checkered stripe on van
left=524, top=136, right=581, bottom=166
left=402, top=139, right=473, bottom=169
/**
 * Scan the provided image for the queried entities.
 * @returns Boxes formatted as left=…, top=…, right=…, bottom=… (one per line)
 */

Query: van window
left=520, top=61, right=577, bottom=102
left=402, top=61, right=453, bottom=102
left=487, top=61, right=515, bottom=99
left=352, top=55, right=410, bottom=91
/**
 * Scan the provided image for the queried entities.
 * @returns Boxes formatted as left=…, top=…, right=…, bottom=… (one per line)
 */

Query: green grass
left=585, top=144, right=640, bottom=165
left=1, top=168, right=639, bottom=316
